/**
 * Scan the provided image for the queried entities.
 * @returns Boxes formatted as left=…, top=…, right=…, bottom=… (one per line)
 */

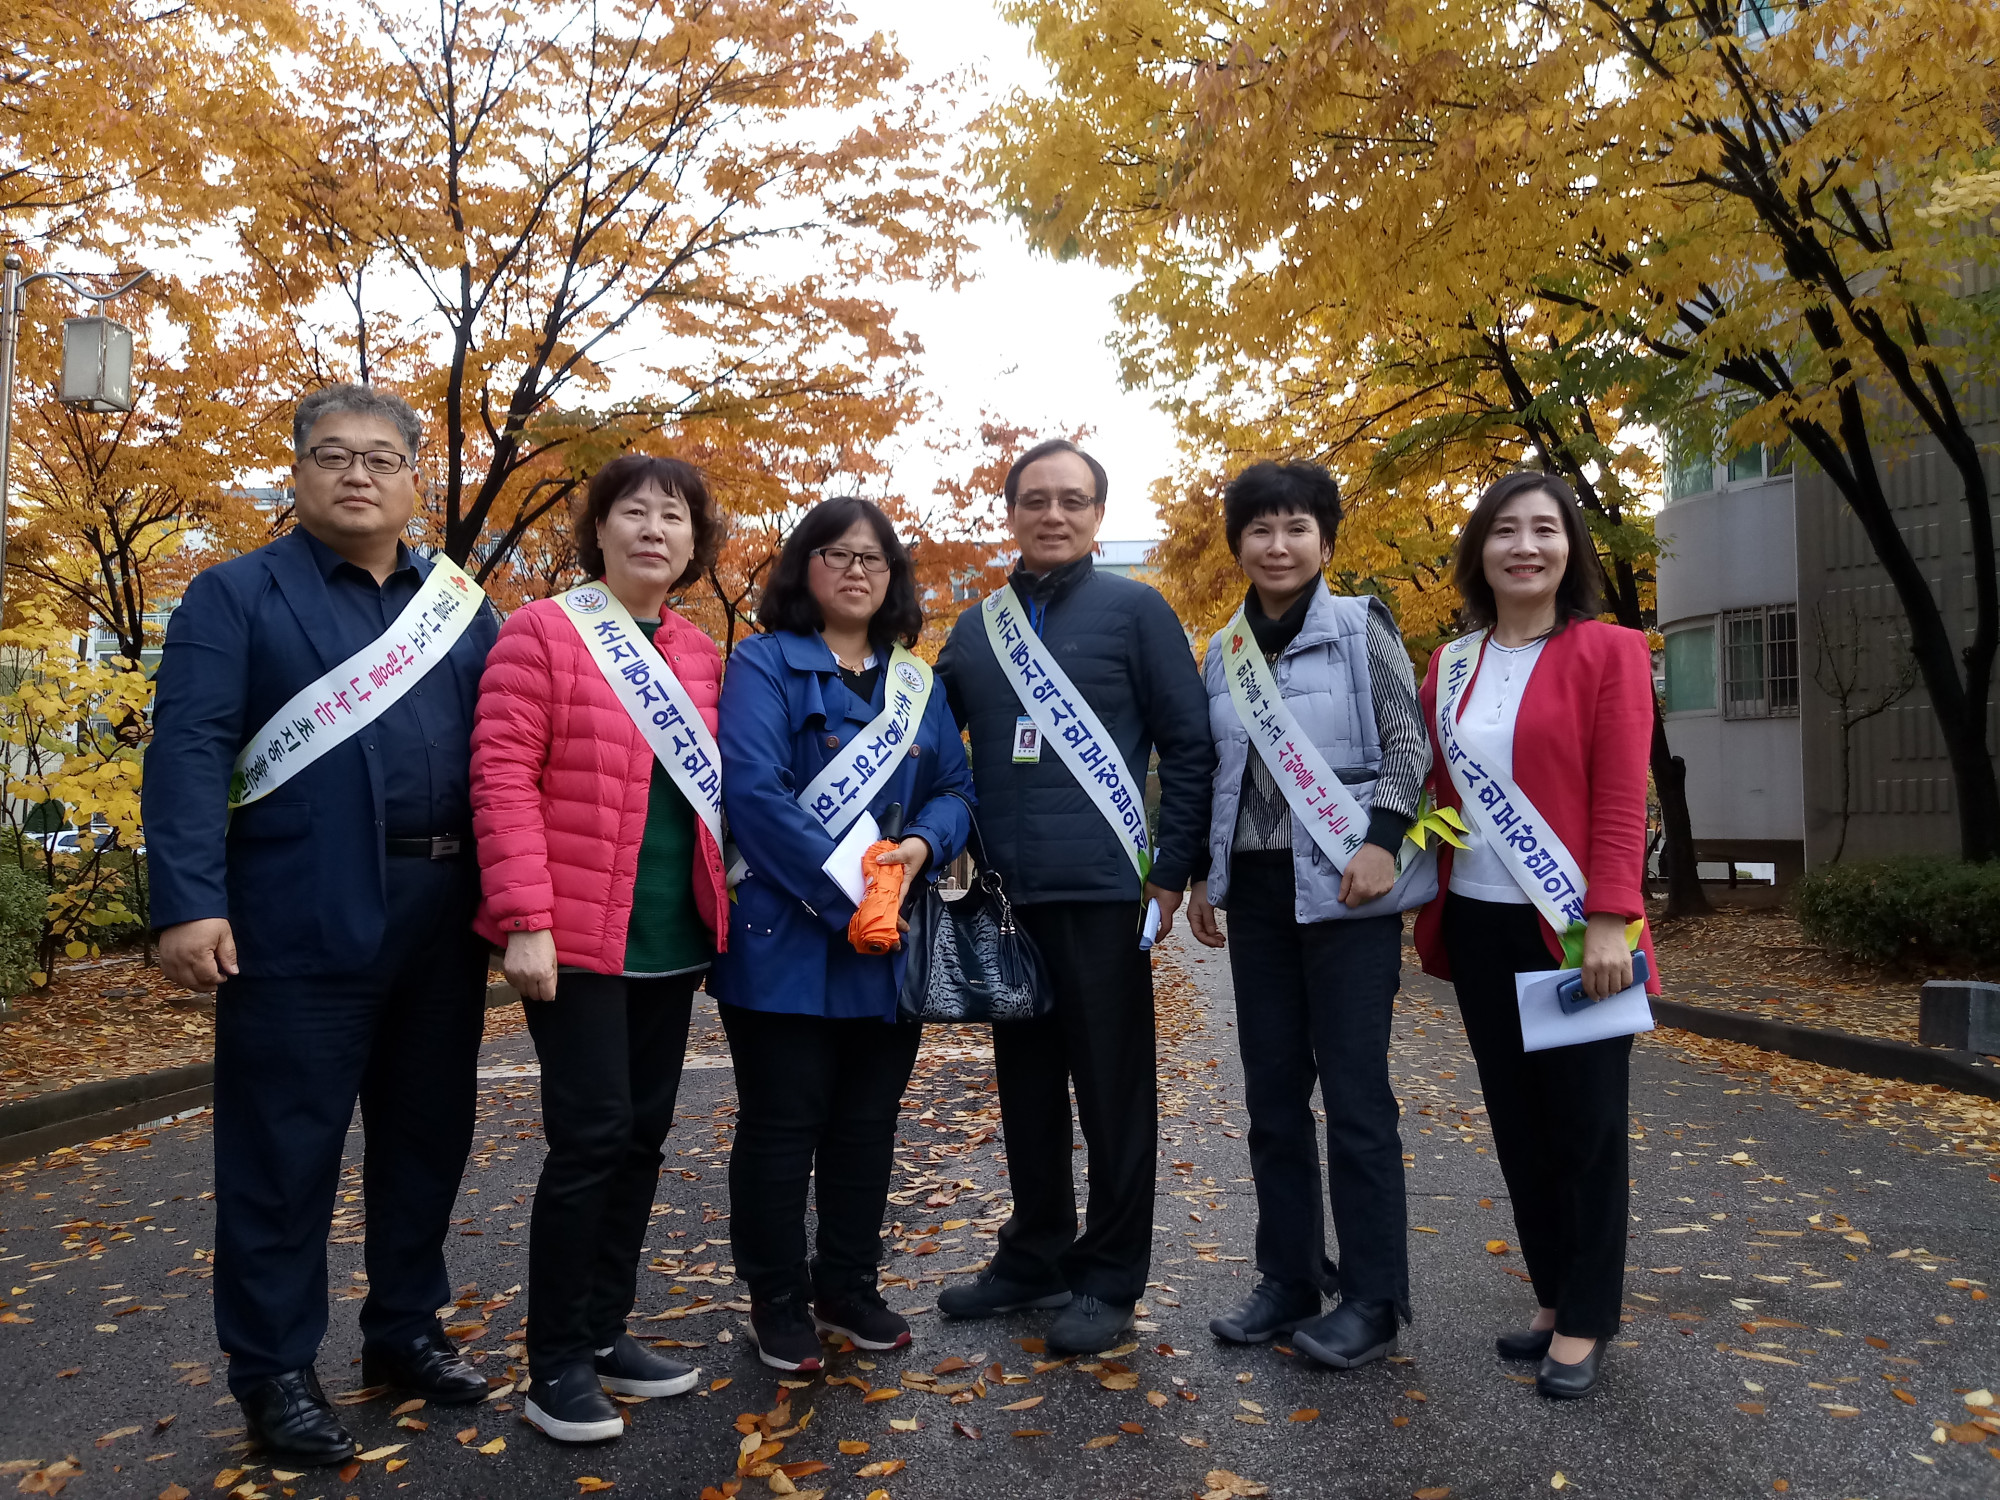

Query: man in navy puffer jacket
left=934, top=439, right=1214, bottom=1353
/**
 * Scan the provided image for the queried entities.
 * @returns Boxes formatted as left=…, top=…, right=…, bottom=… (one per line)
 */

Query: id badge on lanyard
left=1011, top=715, right=1042, bottom=763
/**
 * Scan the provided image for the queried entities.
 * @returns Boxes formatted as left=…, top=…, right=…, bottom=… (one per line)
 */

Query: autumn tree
left=235, top=0, right=978, bottom=601
left=2, top=273, right=284, bottom=658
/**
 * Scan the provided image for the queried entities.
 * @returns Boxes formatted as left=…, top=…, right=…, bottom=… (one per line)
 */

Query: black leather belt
left=385, top=835, right=468, bottom=860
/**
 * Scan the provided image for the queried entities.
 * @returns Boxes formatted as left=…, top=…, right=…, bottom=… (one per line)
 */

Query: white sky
left=864, top=1, right=1175, bottom=540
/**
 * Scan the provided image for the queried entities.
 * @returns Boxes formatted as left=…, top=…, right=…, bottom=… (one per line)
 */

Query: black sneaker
left=937, top=1268, right=1073, bottom=1320
left=1293, top=1298, right=1398, bottom=1370
left=749, top=1290, right=825, bottom=1373
left=813, top=1279, right=911, bottom=1352
left=1047, top=1294, right=1136, bottom=1355
left=1208, top=1279, right=1321, bottom=1345
left=594, top=1332, right=700, bottom=1398
left=525, top=1363, right=624, bottom=1444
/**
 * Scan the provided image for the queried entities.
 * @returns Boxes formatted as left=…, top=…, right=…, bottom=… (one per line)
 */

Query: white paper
left=1515, top=967, right=1655, bottom=1053
left=821, top=810, right=882, bottom=908
left=1139, top=898, right=1162, bottom=952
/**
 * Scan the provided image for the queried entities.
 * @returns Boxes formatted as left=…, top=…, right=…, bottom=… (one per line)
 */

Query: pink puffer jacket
left=470, top=597, right=727, bottom=973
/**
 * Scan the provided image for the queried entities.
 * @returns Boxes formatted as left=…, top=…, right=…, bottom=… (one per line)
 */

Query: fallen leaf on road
left=838, top=1441, right=870, bottom=1454
left=214, top=1469, right=245, bottom=1489
left=392, top=1399, right=425, bottom=1416
left=1737, top=1403, right=1766, bottom=1415
left=1200, top=1471, right=1269, bottom=1499
left=1099, top=1372, right=1138, bottom=1391
left=95, top=1427, right=139, bottom=1448
left=332, top=1386, right=386, bottom=1406
left=385, top=1458, right=408, bottom=1473
left=1146, top=1391, right=1169, bottom=1408
left=888, top=1418, right=920, bottom=1432
left=933, top=1357, right=971, bottom=1374
left=861, top=1388, right=899, bottom=1404
left=1413, top=1226, right=1439, bottom=1234
left=455, top=1428, right=478, bottom=1444
left=357, top=1444, right=406, bottom=1461
left=1084, top=1435, right=1119, bottom=1449
left=1015, top=1338, right=1045, bottom=1353
left=855, top=1460, right=904, bottom=1477
left=1414, top=1489, right=1451, bottom=1500
left=1289, top=1409, right=1319, bottom=1423
left=478, top=1437, right=506, bottom=1454
left=1893, top=1389, right=1918, bottom=1406
left=1485, top=1241, right=1509, bottom=1255
left=575, top=1479, right=615, bottom=1494
left=1011, top=1430, right=1048, bottom=1438
left=954, top=1422, right=982, bottom=1440
left=711, top=1379, right=732, bottom=1393
left=999, top=1397, right=1043, bottom=1412
left=159, top=1487, right=190, bottom=1500
left=337, top=1462, right=360, bottom=1483
left=778, top=1461, right=829, bottom=1477
left=1181, top=1436, right=1209, bottom=1448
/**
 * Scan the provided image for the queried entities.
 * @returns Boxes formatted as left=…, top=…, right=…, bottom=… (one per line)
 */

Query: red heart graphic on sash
left=1230, top=634, right=1244, bottom=652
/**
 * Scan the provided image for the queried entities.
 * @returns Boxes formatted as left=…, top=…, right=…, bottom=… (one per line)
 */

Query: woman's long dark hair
left=756, top=497, right=923, bottom=648
left=1450, top=471, right=1604, bottom=633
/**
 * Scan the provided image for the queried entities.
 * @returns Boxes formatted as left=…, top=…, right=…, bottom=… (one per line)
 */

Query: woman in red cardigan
left=471, top=455, right=728, bottom=1444
left=1416, top=471, right=1659, bottom=1401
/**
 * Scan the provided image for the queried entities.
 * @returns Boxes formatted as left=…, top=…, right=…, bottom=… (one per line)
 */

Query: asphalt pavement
left=1, top=931, right=1995, bottom=1500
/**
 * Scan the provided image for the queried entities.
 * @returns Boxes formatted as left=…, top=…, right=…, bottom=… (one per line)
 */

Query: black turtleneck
left=1244, top=586, right=1314, bottom=657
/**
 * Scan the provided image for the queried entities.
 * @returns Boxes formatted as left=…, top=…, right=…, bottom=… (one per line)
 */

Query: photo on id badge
left=1012, top=716, right=1041, bottom=763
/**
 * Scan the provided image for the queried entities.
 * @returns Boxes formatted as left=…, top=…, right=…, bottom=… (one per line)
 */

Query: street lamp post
left=0, top=253, right=152, bottom=609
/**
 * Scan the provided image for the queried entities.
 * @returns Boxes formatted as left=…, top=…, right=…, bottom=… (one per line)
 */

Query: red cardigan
left=1414, top=618, right=1661, bottom=993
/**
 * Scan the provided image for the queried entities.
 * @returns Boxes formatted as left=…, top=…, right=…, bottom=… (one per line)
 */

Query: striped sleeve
left=1363, top=607, right=1430, bottom=848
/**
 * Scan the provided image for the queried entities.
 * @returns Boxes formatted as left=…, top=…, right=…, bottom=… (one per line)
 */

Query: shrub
left=0, top=861, right=48, bottom=1000
left=1793, top=857, right=2000, bottom=970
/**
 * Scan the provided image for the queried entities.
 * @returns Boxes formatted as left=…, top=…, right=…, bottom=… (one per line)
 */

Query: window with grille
left=1721, top=604, right=1799, bottom=719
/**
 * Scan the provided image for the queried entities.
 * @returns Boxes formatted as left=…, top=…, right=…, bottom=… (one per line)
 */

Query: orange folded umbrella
left=847, top=839, right=908, bottom=955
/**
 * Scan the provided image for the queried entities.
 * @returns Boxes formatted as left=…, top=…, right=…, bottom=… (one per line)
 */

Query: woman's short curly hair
left=575, top=454, right=725, bottom=589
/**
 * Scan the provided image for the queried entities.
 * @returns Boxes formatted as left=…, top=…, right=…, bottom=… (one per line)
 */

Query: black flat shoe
left=361, top=1327, right=490, bottom=1404
left=1497, top=1327, right=1555, bottom=1361
left=1536, top=1341, right=1604, bottom=1399
left=238, top=1368, right=357, bottom=1467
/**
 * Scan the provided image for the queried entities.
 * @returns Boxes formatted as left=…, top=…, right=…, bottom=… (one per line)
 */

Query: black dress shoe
left=1293, top=1298, right=1399, bottom=1370
left=1496, top=1326, right=1555, bottom=1361
left=238, top=1368, right=357, bottom=1466
left=361, top=1328, right=490, bottom=1405
left=1536, top=1340, right=1604, bottom=1399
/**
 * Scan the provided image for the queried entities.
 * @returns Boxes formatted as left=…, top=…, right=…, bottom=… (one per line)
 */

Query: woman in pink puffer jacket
left=469, top=454, right=727, bottom=1446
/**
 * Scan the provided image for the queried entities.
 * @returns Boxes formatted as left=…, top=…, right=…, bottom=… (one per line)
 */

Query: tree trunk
left=1650, top=707, right=1706, bottom=917
left=1943, top=707, right=2000, bottom=863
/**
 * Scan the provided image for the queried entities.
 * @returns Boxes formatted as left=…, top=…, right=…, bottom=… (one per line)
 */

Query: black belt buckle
left=428, top=836, right=463, bottom=860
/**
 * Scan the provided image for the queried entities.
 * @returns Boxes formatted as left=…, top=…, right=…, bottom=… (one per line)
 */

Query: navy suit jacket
left=143, top=528, right=499, bottom=977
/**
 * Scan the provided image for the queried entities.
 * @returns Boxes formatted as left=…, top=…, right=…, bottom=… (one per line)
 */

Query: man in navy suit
left=146, top=384, right=500, bottom=1465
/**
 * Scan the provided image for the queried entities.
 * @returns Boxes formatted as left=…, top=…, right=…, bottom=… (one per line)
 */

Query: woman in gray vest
left=1186, top=461, right=1435, bottom=1370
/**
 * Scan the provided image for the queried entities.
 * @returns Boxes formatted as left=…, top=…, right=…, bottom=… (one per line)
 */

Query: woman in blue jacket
left=713, top=496, right=973, bottom=1373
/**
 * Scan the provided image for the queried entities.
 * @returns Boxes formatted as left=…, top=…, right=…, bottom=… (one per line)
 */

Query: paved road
left=1, top=935, right=1995, bottom=1500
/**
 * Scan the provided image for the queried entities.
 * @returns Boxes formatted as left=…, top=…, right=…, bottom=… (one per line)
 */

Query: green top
left=622, top=624, right=710, bottom=976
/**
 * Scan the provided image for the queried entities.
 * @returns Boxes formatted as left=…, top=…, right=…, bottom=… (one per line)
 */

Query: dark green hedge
left=1794, top=857, right=2000, bottom=969
left=0, top=861, right=47, bottom=998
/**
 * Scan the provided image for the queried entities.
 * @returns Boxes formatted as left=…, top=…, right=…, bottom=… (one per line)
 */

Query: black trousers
left=720, top=1004, right=922, bottom=1301
left=1443, top=893, right=1632, bottom=1340
left=988, top=900, right=1156, bottom=1304
left=213, top=858, right=488, bottom=1392
left=523, top=970, right=698, bottom=1371
left=1223, top=853, right=1409, bottom=1313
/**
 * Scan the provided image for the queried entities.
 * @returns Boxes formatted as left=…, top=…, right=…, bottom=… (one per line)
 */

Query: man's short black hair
left=1222, top=460, right=1342, bottom=556
left=756, top=496, right=924, bottom=648
left=1003, top=438, right=1108, bottom=509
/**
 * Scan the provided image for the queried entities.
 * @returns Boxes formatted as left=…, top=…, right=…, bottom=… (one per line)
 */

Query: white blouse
left=1445, top=637, right=1547, bottom=905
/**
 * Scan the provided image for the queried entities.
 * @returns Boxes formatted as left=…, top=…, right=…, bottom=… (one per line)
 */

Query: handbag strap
left=929, top=787, right=995, bottom=875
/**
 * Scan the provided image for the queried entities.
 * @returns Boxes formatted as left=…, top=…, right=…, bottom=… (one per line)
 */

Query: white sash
left=795, top=643, right=934, bottom=840
left=556, top=585, right=723, bottom=843
left=1434, top=631, right=1590, bottom=951
left=981, top=587, right=1151, bottom=881
left=1218, top=605, right=1374, bottom=873
left=229, top=554, right=485, bottom=809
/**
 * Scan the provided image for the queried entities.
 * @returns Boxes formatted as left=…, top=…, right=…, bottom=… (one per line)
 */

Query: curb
left=1651, top=998, right=2000, bottom=1101
left=0, top=1062, right=215, bottom=1165
left=0, top=982, right=519, bottom=1165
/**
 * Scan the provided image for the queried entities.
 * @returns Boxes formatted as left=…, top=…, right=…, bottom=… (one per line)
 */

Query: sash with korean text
left=794, top=645, right=934, bottom=840
left=981, top=587, right=1152, bottom=881
left=1218, top=606, right=1376, bottom=873
left=557, top=585, right=723, bottom=843
left=228, top=554, right=485, bottom=809
left=1434, top=630, right=1591, bottom=960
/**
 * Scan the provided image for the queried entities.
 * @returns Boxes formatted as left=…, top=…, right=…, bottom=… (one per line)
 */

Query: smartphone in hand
left=1556, top=950, right=1650, bottom=1014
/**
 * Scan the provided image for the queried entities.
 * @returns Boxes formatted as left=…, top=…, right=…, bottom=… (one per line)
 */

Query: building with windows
left=1656, top=407, right=1997, bottom=878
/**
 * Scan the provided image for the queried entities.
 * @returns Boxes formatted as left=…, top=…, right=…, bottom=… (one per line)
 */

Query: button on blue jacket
left=710, top=629, right=973, bottom=1022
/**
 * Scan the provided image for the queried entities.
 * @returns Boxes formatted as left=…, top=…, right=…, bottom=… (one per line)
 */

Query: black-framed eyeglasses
left=811, top=545, right=890, bottom=575
left=307, top=445, right=415, bottom=476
